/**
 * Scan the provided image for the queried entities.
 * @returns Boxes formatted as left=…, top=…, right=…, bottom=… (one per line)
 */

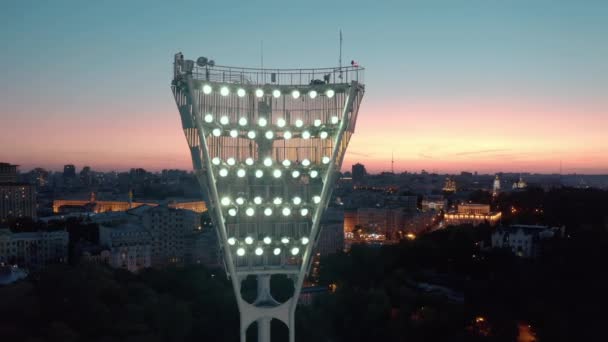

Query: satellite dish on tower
left=197, top=57, right=215, bottom=67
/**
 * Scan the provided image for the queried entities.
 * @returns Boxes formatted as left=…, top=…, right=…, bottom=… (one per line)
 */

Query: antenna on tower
left=339, top=30, right=343, bottom=79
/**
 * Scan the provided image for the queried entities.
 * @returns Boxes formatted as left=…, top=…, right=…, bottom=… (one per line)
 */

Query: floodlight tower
left=171, top=53, right=364, bottom=342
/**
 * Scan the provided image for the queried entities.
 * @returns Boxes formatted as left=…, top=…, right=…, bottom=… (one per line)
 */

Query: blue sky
left=1, top=0, right=607, bottom=173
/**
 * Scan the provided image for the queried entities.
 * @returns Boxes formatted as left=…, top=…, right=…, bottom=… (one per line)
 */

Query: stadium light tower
left=171, top=52, right=365, bottom=342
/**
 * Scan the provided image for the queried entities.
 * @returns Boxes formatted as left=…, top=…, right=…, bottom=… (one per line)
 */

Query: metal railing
left=176, top=60, right=364, bottom=86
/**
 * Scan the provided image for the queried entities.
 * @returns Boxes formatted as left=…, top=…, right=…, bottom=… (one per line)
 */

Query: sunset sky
left=1, top=0, right=607, bottom=174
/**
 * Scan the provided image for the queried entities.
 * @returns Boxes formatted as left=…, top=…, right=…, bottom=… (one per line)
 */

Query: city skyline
left=1, top=0, right=607, bottom=174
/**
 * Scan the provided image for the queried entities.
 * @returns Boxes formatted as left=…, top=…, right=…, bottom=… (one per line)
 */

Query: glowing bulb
left=220, top=116, right=229, bottom=125
left=282, top=160, right=291, bottom=167
left=301, top=237, right=309, bottom=245
left=227, top=158, right=236, bottom=166
left=314, top=119, right=321, bottom=127
left=237, top=169, right=246, bottom=178
left=219, top=168, right=228, bottom=177
left=320, top=131, right=328, bottom=139
left=277, top=118, right=286, bottom=127
left=237, top=88, right=246, bottom=97
left=258, top=117, right=267, bottom=127
left=263, top=236, right=272, bottom=244
left=255, top=247, right=263, bottom=256
left=273, top=247, right=281, bottom=255
left=292, top=90, right=300, bottom=99
left=302, top=131, right=311, bottom=139
left=273, top=169, right=282, bottom=178
left=309, top=90, right=317, bottom=99
left=273, top=197, right=282, bottom=205
left=295, top=119, right=303, bottom=128
left=230, top=130, right=238, bottom=138
left=202, top=85, right=212, bottom=94
left=283, top=131, right=292, bottom=139
left=236, top=248, right=245, bottom=256
left=263, top=158, right=273, bottom=167
left=281, top=237, right=289, bottom=244
left=245, top=157, right=254, bottom=166
left=212, top=128, right=221, bottom=137
left=212, top=157, right=221, bottom=165
left=300, top=208, right=309, bottom=216
left=292, top=197, right=302, bottom=205
left=227, top=237, right=236, bottom=245
left=302, top=159, right=310, bottom=167
left=253, top=196, right=262, bottom=205
left=265, top=131, right=274, bottom=139
left=245, top=236, right=254, bottom=244
left=255, top=89, right=264, bottom=97
left=326, top=89, right=335, bottom=98
left=255, top=170, right=263, bottom=178
left=310, top=170, right=319, bottom=178
left=204, top=114, right=214, bottom=123
left=322, top=156, right=330, bottom=164
left=264, top=207, right=273, bottom=216
left=228, top=208, right=237, bottom=216
left=247, top=131, right=256, bottom=139
left=239, top=117, right=248, bottom=126
left=220, top=86, right=230, bottom=96
left=235, top=197, right=245, bottom=205
left=246, top=208, right=254, bottom=216
left=291, top=247, right=300, bottom=255
left=220, top=197, right=231, bottom=206
left=282, top=207, right=291, bottom=216
left=313, top=196, right=321, bottom=204
left=331, top=116, right=339, bottom=124
left=291, top=170, right=300, bottom=178
left=272, top=89, right=281, bottom=98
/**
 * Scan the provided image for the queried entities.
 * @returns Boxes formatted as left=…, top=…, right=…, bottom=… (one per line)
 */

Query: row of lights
left=216, top=168, right=325, bottom=179
left=204, top=115, right=340, bottom=128
left=213, top=157, right=329, bottom=168
left=221, top=195, right=320, bottom=207
left=225, top=205, right=316, bottom=218
left=227, top=236, right=309, bottom=256
left=210, top=127, right=332, bottom=141
left=202, top=85, right=336, bottom=99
